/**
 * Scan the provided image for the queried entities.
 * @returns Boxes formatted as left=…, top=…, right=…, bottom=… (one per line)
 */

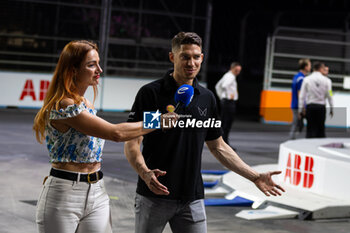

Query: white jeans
left=36, top=176, right=112, bottom=233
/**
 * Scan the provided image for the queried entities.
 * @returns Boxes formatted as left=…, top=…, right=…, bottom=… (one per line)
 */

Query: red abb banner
left=19, top=79, right=50, bottom=101
left=284, top=153, right=314, bottom=188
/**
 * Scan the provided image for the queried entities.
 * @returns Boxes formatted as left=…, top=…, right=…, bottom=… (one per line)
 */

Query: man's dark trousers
left=306, top=103, right=326, bottom=138
left=220, top=98, right=236, bottom=144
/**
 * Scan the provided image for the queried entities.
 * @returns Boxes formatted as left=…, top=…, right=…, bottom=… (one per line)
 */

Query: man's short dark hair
left=230, top=62, right=241, bottom=69
left=171, top=32, right=202, bottom=52
left=298, top=58, right=310, bottom=70
left=313, top=61, right=325, bottom=71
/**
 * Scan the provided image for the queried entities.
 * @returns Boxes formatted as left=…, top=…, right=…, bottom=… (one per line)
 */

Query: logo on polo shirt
left=198, top=107, right=207, bottom=116
left=143, top=110, right=161, bottom=129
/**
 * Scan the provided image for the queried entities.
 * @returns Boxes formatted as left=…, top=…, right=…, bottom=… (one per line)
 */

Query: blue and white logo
left=177, top=86, right=189, bottom=94
left=143, top=110, right=161, bottom=129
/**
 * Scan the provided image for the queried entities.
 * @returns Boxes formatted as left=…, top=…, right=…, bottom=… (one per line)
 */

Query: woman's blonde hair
left=33, top=40, right=99, bottom=143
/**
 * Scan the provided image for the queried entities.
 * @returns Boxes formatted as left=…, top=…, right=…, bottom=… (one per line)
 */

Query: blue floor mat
left=203, top=180, right=219, bottom=188
left=201, top=170, right=229, bottom=175
left=204, top=196, right=253, bottom=206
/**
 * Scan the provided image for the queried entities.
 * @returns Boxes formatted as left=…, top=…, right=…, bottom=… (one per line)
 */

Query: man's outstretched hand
left=254, top=171, right=285, bottom=196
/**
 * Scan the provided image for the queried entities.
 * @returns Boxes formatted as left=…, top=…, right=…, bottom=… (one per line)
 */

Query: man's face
left=305, top=61, right=311, bottom=73
left=169, top=44, right=203, bottom=80
left=321, top=66, right=329, bottom=76
left=231, top=66, right=242, bottom=76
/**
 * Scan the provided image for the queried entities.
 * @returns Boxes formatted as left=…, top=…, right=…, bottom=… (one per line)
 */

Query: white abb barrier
left=0, top=71, right=151, bottom=111
left=208, top=138, right=350, bottom=220
left=0, top=72, right=59, bottom=108
left=278, top=139, right=350, bottom=201
left=0, top=71, right=207, bottom=111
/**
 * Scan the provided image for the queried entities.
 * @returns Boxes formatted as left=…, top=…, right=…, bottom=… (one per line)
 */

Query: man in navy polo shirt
left=124, top=32, right=285, bottom=233
left=290, top=58, right=311, bottom=139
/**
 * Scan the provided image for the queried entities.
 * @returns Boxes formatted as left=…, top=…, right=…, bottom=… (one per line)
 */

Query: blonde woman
left=33, top=40, right=175, bottom=233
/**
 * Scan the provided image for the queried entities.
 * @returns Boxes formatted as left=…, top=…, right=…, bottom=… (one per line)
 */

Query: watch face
left=166, top=104, right=175, bottom=113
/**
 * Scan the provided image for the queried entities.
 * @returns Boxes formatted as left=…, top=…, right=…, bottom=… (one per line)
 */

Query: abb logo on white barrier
left=284, top=153, right=314, bottom=188
left=19, top=79, right=50, bottom=101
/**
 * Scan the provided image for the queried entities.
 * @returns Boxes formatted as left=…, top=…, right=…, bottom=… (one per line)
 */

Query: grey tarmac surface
left=0, top=109, right=349, bottom=233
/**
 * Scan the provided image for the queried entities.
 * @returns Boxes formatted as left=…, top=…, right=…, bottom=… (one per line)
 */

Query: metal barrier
left=264, top=26, right=350, bottom=91
left=1, top=0, right=212, bottom=80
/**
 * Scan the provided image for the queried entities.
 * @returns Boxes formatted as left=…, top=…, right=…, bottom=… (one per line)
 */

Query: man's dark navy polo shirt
left=127, top=70, right=222, bottom=201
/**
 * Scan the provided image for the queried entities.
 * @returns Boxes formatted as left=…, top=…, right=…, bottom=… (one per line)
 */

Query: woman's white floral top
left=45, top=102, right=105, bottom=163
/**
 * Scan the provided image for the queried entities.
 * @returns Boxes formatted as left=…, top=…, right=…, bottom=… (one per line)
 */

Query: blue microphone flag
left=174, top=84, right=194, bottom=107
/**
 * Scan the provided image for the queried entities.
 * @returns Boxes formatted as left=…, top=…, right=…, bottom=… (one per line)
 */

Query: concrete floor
left=0, top=109, right=349, bottom=233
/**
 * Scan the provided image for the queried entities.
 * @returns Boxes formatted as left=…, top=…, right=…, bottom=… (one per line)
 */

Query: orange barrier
left=260, top=90, right=293, bottom=123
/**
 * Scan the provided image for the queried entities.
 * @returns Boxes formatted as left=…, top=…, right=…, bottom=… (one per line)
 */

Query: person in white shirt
left=298, top=62, right=333, bottom=138
left=215, top=62, right=242, bottom=145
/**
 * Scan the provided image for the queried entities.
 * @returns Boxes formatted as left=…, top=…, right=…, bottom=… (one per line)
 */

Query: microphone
left=174, top=84, right=194, bottom=112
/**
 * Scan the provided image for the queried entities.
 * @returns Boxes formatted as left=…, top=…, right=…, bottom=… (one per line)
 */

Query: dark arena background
left=2, top=0, right=350, bottom=117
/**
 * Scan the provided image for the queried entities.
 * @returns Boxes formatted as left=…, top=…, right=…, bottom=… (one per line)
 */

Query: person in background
left=33, top=40, right=176, bottom=233
left=321, top=65, right=329, bottom=76
left=215, top=62, right=242, bottom=146
left=299, top=61, right=333, bottom=138
left=289, top=58, right=311, bottom=139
